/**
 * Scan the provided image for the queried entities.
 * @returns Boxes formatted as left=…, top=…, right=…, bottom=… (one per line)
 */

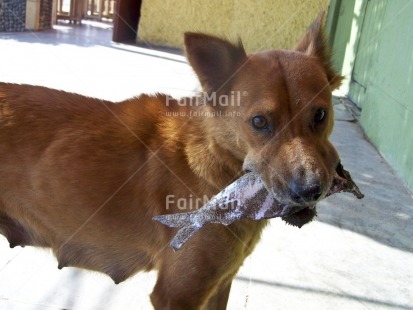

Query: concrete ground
left=0, top=21, right=412, bottom=310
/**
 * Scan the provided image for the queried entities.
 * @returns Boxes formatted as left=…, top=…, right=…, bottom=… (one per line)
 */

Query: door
left=112, top=0, right=142, bottom=42
left=349, top=0, right=388, bottom=108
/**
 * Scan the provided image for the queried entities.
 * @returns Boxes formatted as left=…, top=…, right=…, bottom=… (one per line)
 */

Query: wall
left=329, top=0, right=413, bottom=191
left=138, top=0, right=329, bottom=52
left=0, top=0, right=52, bottom=32
left=326, top=0, right=361, bottom=93
left=0, top=0, right=26, bottom=32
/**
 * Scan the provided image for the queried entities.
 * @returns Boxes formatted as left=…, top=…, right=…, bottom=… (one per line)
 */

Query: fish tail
left=170, top=225, right=201, bottom=251
left=152, top=211, right=196, bottom=228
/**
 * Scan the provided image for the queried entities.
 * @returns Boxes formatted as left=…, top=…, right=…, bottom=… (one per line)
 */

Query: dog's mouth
left=280, top=163, right=364, bottom=228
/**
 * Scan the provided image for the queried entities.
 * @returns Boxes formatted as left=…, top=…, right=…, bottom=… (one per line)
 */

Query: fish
left=153, top=163, right=364, bottom=251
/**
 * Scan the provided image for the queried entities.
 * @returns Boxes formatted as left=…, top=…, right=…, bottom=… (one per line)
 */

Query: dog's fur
left=0, top=14, right=342, bottom=309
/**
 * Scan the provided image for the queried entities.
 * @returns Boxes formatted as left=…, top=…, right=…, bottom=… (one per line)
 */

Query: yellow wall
left=138, top=0, right=330, bottom=52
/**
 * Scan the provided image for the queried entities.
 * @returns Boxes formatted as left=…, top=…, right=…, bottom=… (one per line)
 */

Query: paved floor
left=1, top=21, right=412, bottom=310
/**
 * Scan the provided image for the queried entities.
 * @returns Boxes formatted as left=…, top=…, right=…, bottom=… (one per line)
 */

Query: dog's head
left=184, top=13, right=344, bottom=227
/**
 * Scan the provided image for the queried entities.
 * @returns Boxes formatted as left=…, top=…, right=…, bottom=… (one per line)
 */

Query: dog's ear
left=294, top=12, right=344, bottom=90
left=184, top=32, right=247, bottom=93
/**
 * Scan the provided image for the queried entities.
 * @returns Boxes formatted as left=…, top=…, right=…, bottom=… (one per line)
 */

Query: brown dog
left=0, top=14, right=342, bottom=309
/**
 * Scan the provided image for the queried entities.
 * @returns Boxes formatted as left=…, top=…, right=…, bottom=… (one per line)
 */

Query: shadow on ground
left=318, top=101, right=413, bottom=253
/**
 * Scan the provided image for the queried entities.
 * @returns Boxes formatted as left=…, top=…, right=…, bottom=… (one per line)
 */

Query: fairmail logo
left=165, top=195, right=237, bottom=211
left=165, top=91, right=247, bottom=107
left=166, top=194, right=210, bottom=210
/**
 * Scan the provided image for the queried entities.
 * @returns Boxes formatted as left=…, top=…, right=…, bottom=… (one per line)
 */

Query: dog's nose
left=289, top=179, right=322, bottom=203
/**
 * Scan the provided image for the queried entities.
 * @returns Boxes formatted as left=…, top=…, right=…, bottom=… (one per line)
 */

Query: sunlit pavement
left=0, top=21, right=412, bottom=310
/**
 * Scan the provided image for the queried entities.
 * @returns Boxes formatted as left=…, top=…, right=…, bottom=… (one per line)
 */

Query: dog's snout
left=289, top=179, right=322, bottom=203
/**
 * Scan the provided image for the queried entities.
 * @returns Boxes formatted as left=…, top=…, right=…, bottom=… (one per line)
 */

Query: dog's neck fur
left=183, top=103, right=244, bottom=190
left=120, top=93, right=242, bottom=190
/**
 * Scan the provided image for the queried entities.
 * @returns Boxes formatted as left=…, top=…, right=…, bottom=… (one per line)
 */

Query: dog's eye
left=314, top=108, right=326, bottom=124
left=252, top=116, right=268, bottom=130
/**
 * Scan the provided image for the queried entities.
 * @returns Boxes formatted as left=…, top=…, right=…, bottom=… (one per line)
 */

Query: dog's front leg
left=202, top=276, right=234, bottom=310
left=150, top=226, right=241, bottom=310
